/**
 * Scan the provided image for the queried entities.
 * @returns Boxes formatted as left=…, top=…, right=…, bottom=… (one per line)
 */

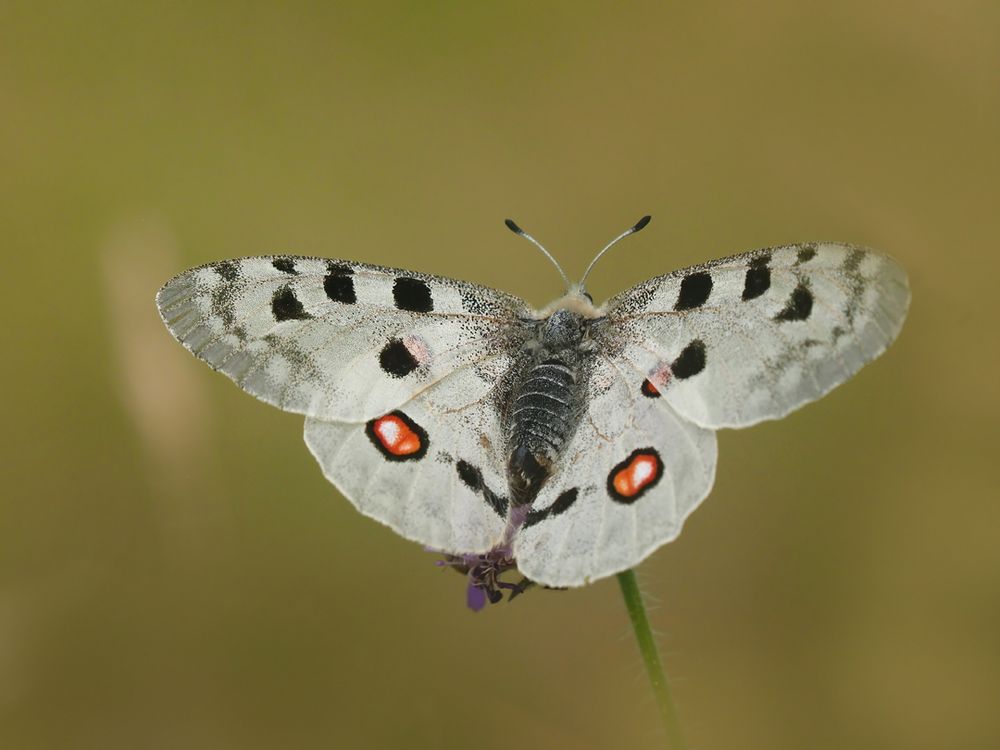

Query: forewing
left=513, top=355, right=717, bottom=587
left=598, top=243, right=909, bottom=429
left=304, top=367, right=511, bottom=554
left=156, top=256, right=531, bottom=421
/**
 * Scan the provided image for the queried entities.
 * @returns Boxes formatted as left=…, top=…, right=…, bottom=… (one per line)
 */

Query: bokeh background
left=2, top=2, right=998, bottom=748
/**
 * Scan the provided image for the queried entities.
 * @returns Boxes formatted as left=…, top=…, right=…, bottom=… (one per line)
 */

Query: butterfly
left=156, top=217, right=909, bottom=594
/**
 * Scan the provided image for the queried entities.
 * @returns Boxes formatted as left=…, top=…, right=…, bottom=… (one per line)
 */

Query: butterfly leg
left=501, top=577, right=536, bottom=601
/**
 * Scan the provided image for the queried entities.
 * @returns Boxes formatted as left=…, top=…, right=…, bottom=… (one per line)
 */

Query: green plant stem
left=616, top=569, right=686, bottom=750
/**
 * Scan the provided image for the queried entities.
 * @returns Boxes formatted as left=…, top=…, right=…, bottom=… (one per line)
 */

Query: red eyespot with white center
left=365, top=411, right=429, bottom=461
left=607, top=448, right=664, bottom=503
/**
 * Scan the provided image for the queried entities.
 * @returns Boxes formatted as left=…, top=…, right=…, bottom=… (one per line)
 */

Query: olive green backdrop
left=2, top=2, right=997, bottom=749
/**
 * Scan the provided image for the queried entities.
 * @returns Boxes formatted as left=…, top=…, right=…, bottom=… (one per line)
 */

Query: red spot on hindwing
left=607, top=448, right=664, bottom=503
left=641, top=364, right=672, bottom=398
left=365, top=411, right=429, bottom=461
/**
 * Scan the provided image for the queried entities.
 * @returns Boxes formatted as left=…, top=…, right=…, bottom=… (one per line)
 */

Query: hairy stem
left=616, top=569, right=686, bottom=749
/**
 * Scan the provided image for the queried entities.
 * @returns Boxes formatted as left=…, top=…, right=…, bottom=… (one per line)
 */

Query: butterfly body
left=157, top=232, right=909, bottom=588
left=506, top=304, right=598, bottom=505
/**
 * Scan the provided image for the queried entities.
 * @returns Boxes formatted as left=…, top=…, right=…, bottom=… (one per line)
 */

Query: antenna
left=504, top=219, right=572, bottom=292
left=579, top=215, right=651, bottom=291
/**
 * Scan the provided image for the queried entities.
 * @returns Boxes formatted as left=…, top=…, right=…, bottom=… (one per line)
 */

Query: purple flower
left=430, top=504, right=544, bottom=611
left=466, top=581, right=488, bottom=612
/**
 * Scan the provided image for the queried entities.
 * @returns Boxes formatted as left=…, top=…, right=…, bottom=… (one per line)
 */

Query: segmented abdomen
left=508, top=359, right=578, bottom=464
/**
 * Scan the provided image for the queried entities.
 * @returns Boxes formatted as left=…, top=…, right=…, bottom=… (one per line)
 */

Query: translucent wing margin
left=597, top=243, right=910, bottom=429
left=156, top=256, right=532, bottom=422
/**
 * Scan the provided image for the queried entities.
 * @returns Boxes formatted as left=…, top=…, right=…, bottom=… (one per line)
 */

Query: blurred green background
left=2, top=2, right=998, bottom=748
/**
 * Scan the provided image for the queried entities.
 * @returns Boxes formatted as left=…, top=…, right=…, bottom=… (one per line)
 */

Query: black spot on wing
left=393, top=277, right=434, bottom=313
left=324, top=263, right=356, bottom=304
left=672, top=339, right=706, bottom=379
left=523, top=488, right=579, bottom=529
left=742, top=267, right=771, bottom=301
left=456, top=460, right=508, bottom=517
left=215, top=261, right=239, bottom=282
left=742, top=254, right=771, bottom=301
left=272, top=258, right=298, bottom=274
left=674, top=272, right=713, bottom=311
left=774, top=284, right=814, bottom=322
left=844, top=247, right=864, bottom=274
left=379, top=338, right=419, bottom=377
left=456, top=460, right=483, bottom=491
left=483, top=487, right=509, bottom=518
left=796, top=245, right=817, bottom=264
left=841, top=248, right=866, bottom=326
left=210, top=287, right=236, bottom=329
left=271, top=285, right=312, bottom=321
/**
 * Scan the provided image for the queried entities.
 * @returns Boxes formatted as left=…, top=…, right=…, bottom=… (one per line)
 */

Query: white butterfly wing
left=304, top=366, right=511, bottom=554
left=513, top=355, right=717, bottom=587
left=599, top=243, right=909, bottom=429
left=156, top=256, right=531, bottom=422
